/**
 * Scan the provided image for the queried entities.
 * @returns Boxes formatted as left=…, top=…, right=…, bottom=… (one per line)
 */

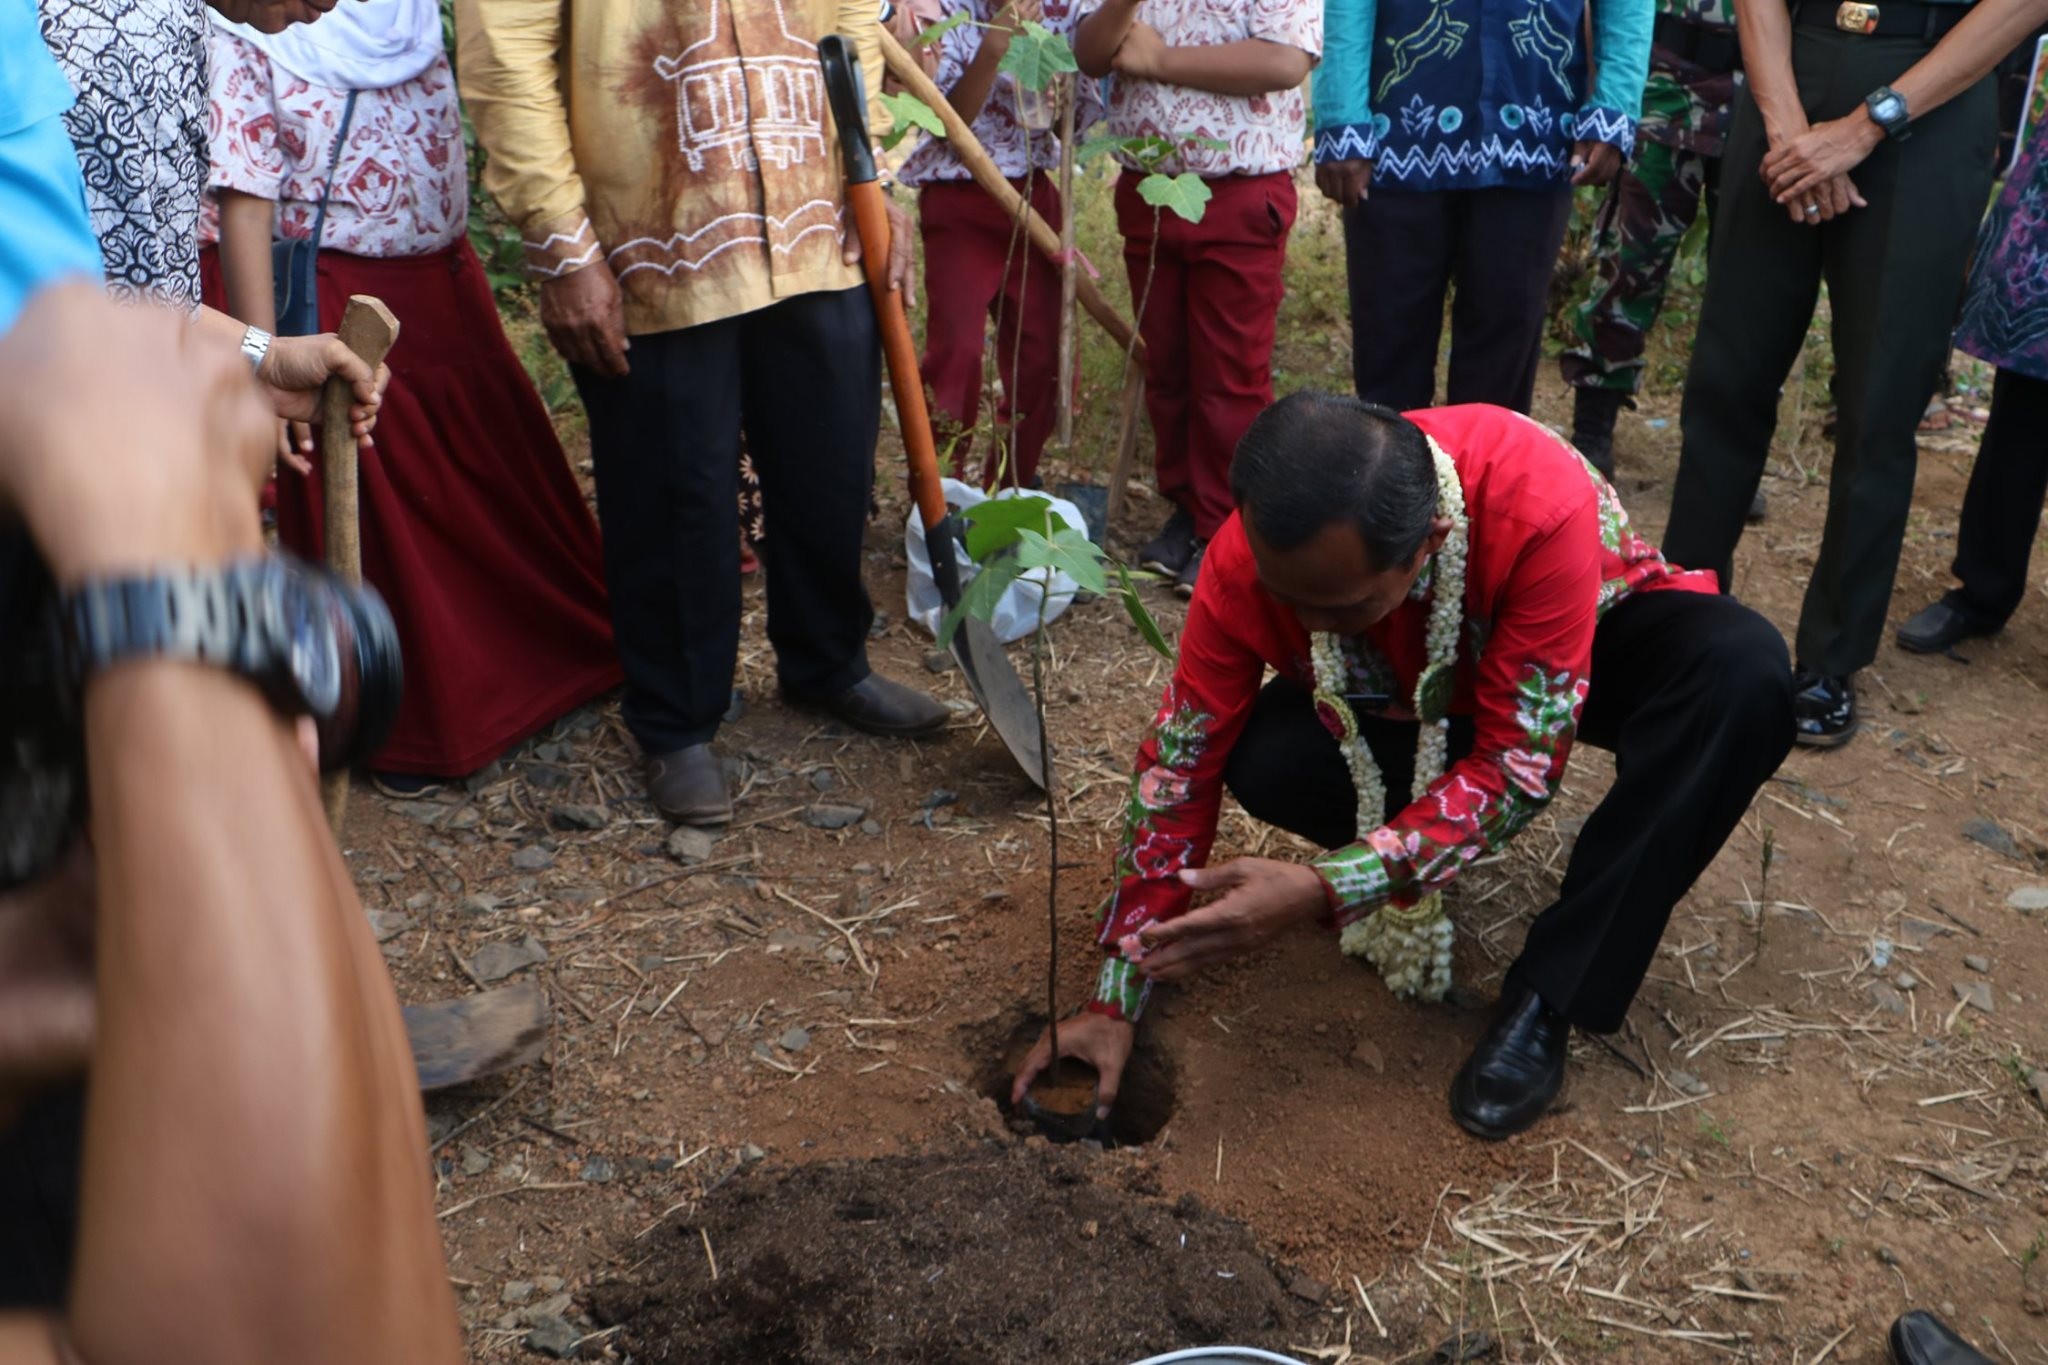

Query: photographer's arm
left=0, top=286, right=462, bottom=1365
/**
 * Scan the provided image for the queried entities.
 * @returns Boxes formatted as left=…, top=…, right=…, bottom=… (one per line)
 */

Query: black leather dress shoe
left=1449, top=987, right=1570, bottom=1140
left=785, top=672, right=949, bottom=738
left=1792, top=670, right=1856, bottom=748
left=645, top=744, right=731, bottom=826
left=1889, top=1310, right=1995, bottom=1365
left=1897, top=597, right=1999, bottom=654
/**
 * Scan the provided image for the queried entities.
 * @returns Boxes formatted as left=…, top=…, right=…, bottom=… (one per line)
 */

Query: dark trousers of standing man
left=1220, top=591, right=1794, bottom=1032
left=1942, top=367, right=2048, bottom=630
left=573, top=286, right=880, bottom=754
left=1345, top=187, right=1575, bottom=413
left=1663, top=16, right=1996, bottom=677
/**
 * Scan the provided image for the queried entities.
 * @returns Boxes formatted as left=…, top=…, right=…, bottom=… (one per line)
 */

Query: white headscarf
left=208, top=0, right=444, bottom=92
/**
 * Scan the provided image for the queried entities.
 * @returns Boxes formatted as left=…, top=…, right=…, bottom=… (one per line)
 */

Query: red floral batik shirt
left=1090, top=405, right=1717, bottom=1021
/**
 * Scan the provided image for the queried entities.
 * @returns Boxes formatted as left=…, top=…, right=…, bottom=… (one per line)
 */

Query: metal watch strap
left=60, top=558, right=283, bottom=689
left=240, top=324, right=273, bottom=374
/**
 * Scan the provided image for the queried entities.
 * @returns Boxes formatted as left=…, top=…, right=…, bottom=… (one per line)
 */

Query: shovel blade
left=951, top=613, right=1046, bottom=788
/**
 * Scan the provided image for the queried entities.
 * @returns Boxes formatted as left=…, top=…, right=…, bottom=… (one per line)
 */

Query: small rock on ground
left=779, top=1027, right=811, bottom=1053
left=502, top=1280, right=534, bottom=1305
left=804, top=803, right=867, bottom=830
left=510, top=846, right=556, bottom=872
left=1349, top=1039, right=1384, bottom=1074
left=1953, top=980, right=1995, bottom=1014
left=579, top=1156, right=614, bottom=1183
left=1961, top=817, right=2025, bottom=862
left=1964, top=954, right=1992, bottom=974
left=666, top=826, right=717, bottom=863
left=468, top=935, right=548, bottom=983
left=1667, top=1068, right=1713, bottom=1095
left=461, top=1146, right=492, bottom=1176
left=548, top=804, right=608, bottom=831
left=524, top=1314, right=580, bottom=1358
left=2008, top=886, right=2048, bottom=913
left=367, top=910, right=412, bottom=943
left=1894, top=972, right=1920, bottom=991
left=1863, top=983, right=1906, bottom=1016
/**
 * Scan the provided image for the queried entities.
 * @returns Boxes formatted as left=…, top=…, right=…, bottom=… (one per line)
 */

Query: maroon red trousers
left=1116, top=169, right=1296, bottom=540
left=917, top=176, right=1065, bottom=488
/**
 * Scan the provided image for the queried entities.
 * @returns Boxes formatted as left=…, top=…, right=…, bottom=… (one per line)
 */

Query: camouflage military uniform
left=1562, top=0, right=1740, bottom=396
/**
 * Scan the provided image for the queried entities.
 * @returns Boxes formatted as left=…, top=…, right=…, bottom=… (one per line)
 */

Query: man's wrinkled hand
left=1315, top=158, right=1374, bottom=207
left=541, top=258, right=632, bottom=378
left=844, top=197, right=920, bottom=306
left=1009, top=1011, right=1135, bottom=1120
left=1762, top=114, right=1882, bottom=206
left=1569, top=140, right=1622, bottom=187
left=1133, top=859, right=1329, bottom=983
left=260, top=333, right=390, bottom=447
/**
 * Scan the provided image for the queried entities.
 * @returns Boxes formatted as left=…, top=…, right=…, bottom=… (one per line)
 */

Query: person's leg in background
left=573, top=323, right=745, bottom=824
left=1120, top=170, right=1199, bottom=577
left=1561, top=140, right=1709, bottom=476
left=918, top=180, right=1013, bottom=481
left=1796, top=58, right=1997, bottom=738
left=1343, top=189, right=1456, bottom=411
left=738, top=286, right=881, bottom=701
left=1442, top=187, right=1574, bottom=412
left=1898, top=367, right=2048, bottom=650
left=987, top=174, right=1066, bottom=489
left=1662, top=69, right=1829, bottom=591
left=1173, top=171, right=1297, bottom=595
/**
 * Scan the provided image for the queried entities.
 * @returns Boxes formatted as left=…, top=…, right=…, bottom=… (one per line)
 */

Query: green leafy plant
left=939, top=495, right=1168, bottom=1090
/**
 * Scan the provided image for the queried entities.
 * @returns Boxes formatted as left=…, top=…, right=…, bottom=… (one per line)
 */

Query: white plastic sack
left=905, top=479, right=1088, bottom=645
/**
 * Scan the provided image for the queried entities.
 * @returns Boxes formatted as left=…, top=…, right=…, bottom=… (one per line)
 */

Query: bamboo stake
left=1054, top=74, right=1079, bottom=450
left=1104, top=365, right=1146, bottom=527
left=319, top=295, right=399, bottom=831
left=878, top=27, right=1141, bottom=360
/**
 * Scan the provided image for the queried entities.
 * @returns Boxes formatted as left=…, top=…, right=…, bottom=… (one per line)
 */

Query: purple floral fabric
left=1956, top=124, right=2048, bottom=382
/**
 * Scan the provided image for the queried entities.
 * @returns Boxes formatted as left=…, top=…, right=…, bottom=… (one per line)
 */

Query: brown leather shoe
left=785, top=672, right=949, bottom=738
left=644, top=744, right=731, bottom=826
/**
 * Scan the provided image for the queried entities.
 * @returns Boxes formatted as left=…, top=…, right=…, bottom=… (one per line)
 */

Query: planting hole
left=975, top=1013, right=1177, bottom=1146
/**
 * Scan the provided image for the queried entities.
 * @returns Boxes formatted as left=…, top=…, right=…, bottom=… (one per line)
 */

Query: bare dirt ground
left=364, top=184, right=2048, bottom=1362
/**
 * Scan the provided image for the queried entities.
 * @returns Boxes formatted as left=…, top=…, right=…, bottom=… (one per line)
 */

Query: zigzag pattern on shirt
left=1375, top=135, right=1567, bottom=182
left=1313, top=122, right=1382, bottom=164
left=1573, top=105, right=1636, bottom=158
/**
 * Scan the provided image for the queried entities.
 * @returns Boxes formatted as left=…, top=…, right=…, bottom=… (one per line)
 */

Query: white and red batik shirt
left=205, top=28, right=468, bottom=260
left=1088, top=406, right=1717, bottom=1022
left=898, top=0, right=1103, bottom=186
left=1075, top=0, right=1321, bottom=178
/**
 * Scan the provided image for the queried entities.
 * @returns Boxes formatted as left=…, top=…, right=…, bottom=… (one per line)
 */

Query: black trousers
left=1945, top=367, right=2048, bottom=629
left=1222, top=591, right=1794, bottom=1032
left=1343, top=187, right=1576, bottom=413
left=573, top=286, right=880, bottom=753
left=1663, top=27, right=1997, bottom=676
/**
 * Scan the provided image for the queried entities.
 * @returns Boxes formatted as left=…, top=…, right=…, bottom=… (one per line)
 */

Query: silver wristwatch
left=239, top=324, right=273, bottom=376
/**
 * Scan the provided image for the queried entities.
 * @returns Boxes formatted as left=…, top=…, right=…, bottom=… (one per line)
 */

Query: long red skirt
left=201, top=239, right=621, bottom=775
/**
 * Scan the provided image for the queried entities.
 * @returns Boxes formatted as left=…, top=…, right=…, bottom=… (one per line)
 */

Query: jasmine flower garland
left=1309, top=436, right=1468, bottom=1002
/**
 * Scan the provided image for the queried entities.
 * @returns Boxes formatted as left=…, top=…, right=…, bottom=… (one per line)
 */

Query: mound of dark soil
left=592, top=1143, right=1327, bottom=1364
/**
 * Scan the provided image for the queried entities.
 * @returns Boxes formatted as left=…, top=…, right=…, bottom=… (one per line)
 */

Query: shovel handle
left=820, top=35, right=950, bottom=536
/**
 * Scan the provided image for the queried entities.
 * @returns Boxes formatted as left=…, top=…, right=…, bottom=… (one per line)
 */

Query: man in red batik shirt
left=1013, top=392, right=1794, bottom=1139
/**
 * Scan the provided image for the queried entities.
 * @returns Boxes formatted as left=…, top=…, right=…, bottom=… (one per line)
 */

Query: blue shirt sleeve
left=1579, top=0, right=1653, bottom=154
left=1312, top=0, right=1383, bottom=163
left=0, top=0, right=103, bottom=335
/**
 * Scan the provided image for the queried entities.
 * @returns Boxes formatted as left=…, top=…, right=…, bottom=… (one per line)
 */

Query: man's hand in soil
left=1133, top=859, right=1328, bottom=983
left=541, top=256, right=632, bottom=377
left=844, top=197, right=920, bottom=307
left=1010, top=1011, right=1134, bottom=1120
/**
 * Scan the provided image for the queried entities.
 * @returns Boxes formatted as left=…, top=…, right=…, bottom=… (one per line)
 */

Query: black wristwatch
left=55, top=554, right=401, bottom=770
left=1864, top=85, right=1911, bottom=141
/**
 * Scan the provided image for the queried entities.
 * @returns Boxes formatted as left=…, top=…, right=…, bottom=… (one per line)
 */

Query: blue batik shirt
left=1312, top=0, right=1653, bottom=192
